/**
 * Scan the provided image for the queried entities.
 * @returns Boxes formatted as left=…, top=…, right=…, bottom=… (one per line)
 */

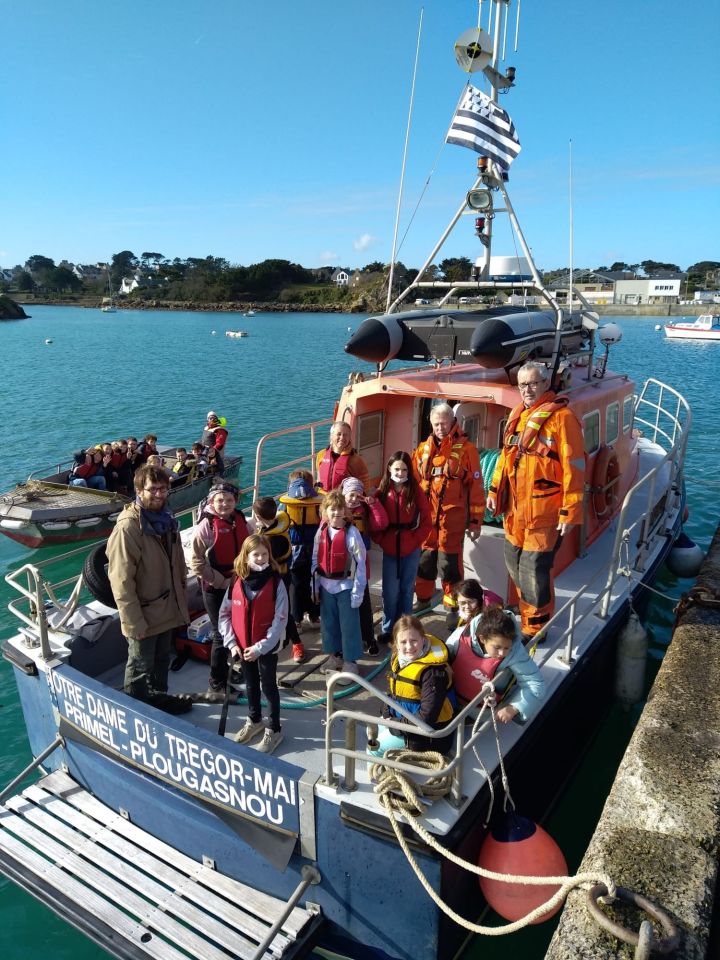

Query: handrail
left=251, top=418, right=334, bottom=498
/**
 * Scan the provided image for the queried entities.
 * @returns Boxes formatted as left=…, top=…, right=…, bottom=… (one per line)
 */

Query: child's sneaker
left=256, top=729, right=284, bottom=754
left=364, top=639, right=379, bottom=657
left=294, top=619, right=304, bottom=635
left=337, top=661, right=360, bottom=686
left=322, top=653, right=344, bottom=674
left=292, top=642, right=308, bottom=664
left=304, top=614, right=320, bottom=628
left=233, top=718, right=264, bottom=744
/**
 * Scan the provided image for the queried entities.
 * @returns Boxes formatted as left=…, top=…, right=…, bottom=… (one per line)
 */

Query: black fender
left=82, top=543, right=117, bottom=609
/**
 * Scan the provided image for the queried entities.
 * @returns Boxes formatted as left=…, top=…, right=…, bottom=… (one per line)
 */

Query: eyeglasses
left=518, top=380, right=543, bottom=390
left=144, top=486, right=169, bottom=495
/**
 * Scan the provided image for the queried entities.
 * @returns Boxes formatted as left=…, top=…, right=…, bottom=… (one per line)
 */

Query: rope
left=369, top=702, right=617, bottom=936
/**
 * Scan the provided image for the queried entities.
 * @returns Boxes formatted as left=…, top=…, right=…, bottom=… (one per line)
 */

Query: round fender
left=82, top=543, right=117, bottom=609
left=592, top=445, right=620, bottom=519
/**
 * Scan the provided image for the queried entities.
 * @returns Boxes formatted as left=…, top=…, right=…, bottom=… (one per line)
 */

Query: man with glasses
left=487, top=362, right=585, bottom=641
left=107, top=463, right=192, bottom=713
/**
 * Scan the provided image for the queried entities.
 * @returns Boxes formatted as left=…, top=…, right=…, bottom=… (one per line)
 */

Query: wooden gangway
left=0, top=770, right=322, bottom=960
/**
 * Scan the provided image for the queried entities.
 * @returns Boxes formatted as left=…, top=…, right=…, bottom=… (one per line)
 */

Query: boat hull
left=664, top=326, right=720, bottom=340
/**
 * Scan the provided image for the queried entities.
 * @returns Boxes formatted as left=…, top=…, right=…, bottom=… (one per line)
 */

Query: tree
left=46, top=266, right=82, bottom=293
left=111, top=250, right=138, bottom=287
left=16, top=270, right=34, bottom=292
left=24, top=254, right=55, bottom=276
left=362, top=261, right=384, bottom=274
left=609, top=261, right=630, bottom=272
left=439, top=257, right=473, bottom=282
left=640, top=259, right=680, bottom=276
left=140, top=252, right=164, bottom=267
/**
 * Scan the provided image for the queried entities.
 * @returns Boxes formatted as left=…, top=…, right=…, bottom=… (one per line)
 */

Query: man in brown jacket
left=107, top=463, right=191, bottom=713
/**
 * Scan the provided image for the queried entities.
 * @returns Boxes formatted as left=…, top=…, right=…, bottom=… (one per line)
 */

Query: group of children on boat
left=185, top=445, right=545, bottom=756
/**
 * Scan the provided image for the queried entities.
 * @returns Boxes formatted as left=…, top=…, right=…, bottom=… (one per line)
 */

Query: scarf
left=243, top=566, right=274, bottom=597
left=138, top=503, right=178, bottom=537
left=397, top=636, right=431, bottom=669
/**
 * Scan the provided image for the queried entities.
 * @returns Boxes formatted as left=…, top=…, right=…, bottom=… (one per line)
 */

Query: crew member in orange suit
left=413, top=403, right=485, bottom=629
left=487, top=361, right=585, bottom=640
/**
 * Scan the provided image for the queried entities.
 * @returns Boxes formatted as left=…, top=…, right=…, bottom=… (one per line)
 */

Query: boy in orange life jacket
left=250, top=496, right=307, bottom=664
left=312, top=489, right=367, bottom=683
left=218, top=535, right=288, bottom=755
left=445, top=607, right=545, bottom=722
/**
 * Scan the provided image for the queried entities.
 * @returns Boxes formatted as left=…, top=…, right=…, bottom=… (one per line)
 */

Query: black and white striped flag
left=446, top=85, right=521, bottom=175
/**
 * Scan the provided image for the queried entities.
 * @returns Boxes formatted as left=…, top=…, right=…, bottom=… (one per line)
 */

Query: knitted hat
left=341, top=477, right=364, bottom=496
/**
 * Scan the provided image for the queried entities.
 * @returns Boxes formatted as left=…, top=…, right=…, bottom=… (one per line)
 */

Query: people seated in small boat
left=219, top=535, right=288, bottom=755
left=372, top=450, right=432, bottom=645
left=316, top=421, right=370, bottom=493
left=368, top=615, right=455, bottom=757
left=453, top=578, right=504, bottom=629
left=278, top=470, right=323, bottom=632
left=126, top=437, right=144, bottom=474
left=312, top=489, right=367, bottom=683
left=206, top=444, right=224, bottom=476
left=171, top=447, right=194, bottom=486
left=190, top=442, right=208, bottom=477
left=341, top=476, right=388, bottom=657
left=189, top=481, right=249, bottom=701
left=445, top=607, right=545, bottom=722
left=69, top=446, right=107, bottom=490
left=250, top=496, right=306, bottom=663
left=137, top=433, right=159, bottom=462
left=201, top=411, right=229, bottom=452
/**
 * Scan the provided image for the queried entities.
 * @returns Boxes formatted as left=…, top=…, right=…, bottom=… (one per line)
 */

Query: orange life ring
left=592, top=445, right=620, bottom=518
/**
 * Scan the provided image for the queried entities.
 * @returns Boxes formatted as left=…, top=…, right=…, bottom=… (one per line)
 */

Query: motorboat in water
left=0, top=445, right=242, bottom=549
left=226, top=329, right=249, bottom=338
left=0, top=4, right=692, bottom=958
left=663, top=313, right=720, bottom=340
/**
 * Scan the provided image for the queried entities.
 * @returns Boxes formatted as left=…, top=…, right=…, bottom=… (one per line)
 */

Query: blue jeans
left=320, top=587, right=362, bottom=663
left=381, top=548, right=421, bottom=634
left=71, top=475, right=107, bottom=490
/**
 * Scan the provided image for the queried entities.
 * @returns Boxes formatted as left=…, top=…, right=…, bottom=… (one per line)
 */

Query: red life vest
left=318, top=447, right=355, bottom=491
left=452, top=628, right=505, bottom=704
left=316, top=522, right=353, bottom=579
left=229, top=574, right=278, bottom=650
left=206, top=512, right=249, bottom=577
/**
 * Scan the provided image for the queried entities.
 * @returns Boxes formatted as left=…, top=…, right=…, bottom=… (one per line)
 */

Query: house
left=546, top=269, right=628, bottom=305
left=331, top=269, right=350, bottom=286
left=613, top=274, right=682, bottom=305
left=72, top=263, right=107, bottom=283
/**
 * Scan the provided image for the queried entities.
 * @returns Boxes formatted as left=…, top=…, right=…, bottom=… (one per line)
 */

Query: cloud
left=353, top=233, right=376, bottom=252
left=319, top=250, right=338, bottom=261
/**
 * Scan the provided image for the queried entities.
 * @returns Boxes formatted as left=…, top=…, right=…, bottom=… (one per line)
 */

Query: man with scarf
left=107, top=463, right=192, bottom=713
left=487, top=361, right=585, bottom=640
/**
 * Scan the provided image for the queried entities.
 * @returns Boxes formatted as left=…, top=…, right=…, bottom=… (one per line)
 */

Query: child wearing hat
left=340, top=477, right=387, bottom=657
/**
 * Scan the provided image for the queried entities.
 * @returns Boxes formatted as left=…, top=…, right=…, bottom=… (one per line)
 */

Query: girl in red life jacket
left=453, top=578, right=505, bottom=629
left=372, top=451, right=433, bottom=644
left=445, top=607, right=545, bottom=723
left=218, top=535, right=288, bottom=755
left=189, top=482, right=249, bottom=700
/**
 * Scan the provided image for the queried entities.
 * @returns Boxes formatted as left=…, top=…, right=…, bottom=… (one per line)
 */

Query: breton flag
left=446, top=85, right=521, bottom=175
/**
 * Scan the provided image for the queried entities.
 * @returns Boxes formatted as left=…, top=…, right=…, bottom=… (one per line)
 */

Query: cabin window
left=583, top=411, right=600, bottom=455
left=497, top=417, right=507, bottom=448
left=606, top=402, right=619, bottom=446
left=623, top=395, right=634, bottom=434
left=462, top=415, right=482, bottom=448
left=356, top=410, right=385, bottom=479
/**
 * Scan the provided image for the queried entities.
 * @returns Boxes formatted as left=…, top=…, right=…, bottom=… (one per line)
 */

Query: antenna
left=569, top=138, right=573, bottom=320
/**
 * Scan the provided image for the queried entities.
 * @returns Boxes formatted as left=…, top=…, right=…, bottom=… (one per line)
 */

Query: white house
left=331, top=269, right=350, bottom=286
left=613, top=276, right=682, bottom=305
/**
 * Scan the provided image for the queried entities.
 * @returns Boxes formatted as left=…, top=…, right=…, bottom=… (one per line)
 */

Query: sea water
left=0, top=306, right=716, bottom=959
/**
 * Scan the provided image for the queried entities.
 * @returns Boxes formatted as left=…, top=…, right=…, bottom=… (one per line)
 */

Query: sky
left=1, top=0, right=718, bottom=275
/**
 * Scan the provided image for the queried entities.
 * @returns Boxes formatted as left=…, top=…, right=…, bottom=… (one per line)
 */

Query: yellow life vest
left=389, top=634, right=454, bottom=724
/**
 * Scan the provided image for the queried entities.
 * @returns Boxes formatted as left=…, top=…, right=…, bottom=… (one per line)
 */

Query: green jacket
left=107, top=502, right=188, bottom=640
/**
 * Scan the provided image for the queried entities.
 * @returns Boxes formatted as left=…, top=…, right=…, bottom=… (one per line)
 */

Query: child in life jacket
left=446, top=607, right=545, bottom=723
left=368, top=615, right=455, bottom=757
left=340, top=476, right=388, bottom=657
left=219, top=535, right=288, bottom=755
left=189, top=481, right=249, bottom=700
left=312, top=489, right=366, bottom=684
left=372, top=451, right=432, bottom=644
left=278, top=470, right=323, bottom=630
left=250, top=496, right=306, bottom=664
left=453, top=578, right=504, bottom=629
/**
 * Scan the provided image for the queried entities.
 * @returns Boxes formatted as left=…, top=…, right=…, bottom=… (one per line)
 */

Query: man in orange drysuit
left=413, top=403, right=485, bottom=629
left=487, top=361, right=585, bottom=639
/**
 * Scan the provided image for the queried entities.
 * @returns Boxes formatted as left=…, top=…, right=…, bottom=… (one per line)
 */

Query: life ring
left=82, top=543, right=117, bottom=609
left=592, top=445, right=620, bottom=518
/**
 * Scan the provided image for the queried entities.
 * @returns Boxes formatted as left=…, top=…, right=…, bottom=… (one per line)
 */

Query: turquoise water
left=0, top=306, right=717, bottom=959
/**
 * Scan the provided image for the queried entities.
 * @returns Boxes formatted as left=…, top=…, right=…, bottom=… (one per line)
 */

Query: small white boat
left=225, top=329, right=249, bottom=338
left=243, top=309, right=256, bottom=317
left=664, top=314, right=720, bottom=340
left=44, top=338, right=53, bottom=344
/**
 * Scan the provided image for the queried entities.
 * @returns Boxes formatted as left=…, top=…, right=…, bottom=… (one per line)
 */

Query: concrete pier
left=545, top=524, right=720, bottom=959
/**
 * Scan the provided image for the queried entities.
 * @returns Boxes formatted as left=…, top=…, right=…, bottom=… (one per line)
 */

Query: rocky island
left=0, top=295, right=29, bottom=320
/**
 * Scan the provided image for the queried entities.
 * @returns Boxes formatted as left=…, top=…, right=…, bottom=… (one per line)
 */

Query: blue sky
left=1, top=0, right=717, bottom=274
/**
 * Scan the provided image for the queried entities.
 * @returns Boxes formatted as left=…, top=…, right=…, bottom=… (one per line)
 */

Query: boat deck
left=0, top=769, right=321, bottom=960
left=0, top=482, right=126, bottom=520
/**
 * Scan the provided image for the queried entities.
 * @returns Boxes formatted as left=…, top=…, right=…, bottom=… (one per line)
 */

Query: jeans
left=124, top=629, right=174, bottom=699
left=320, top=587, right=362, bottom=663
left=202, top=585, right=230, bottom=690
left=381, top=547, right=421, bottom=634
left=244, top=653, right=280, bottom=731
left=71, top=475, right=107, bottom=490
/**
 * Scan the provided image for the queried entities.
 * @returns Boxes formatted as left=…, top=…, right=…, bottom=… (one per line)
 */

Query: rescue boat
left=0, top=4, right=692, bottom=959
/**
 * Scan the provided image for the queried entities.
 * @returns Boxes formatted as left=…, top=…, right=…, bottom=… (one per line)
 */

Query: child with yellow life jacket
left=218, top=535, right=288, bottom=755
left=189, top=482, right=249, bottom=700
left=277, top=471, right=323, bottom=631
left=368, top=615, right=455, bottom=757
left=312, top=489, right=366, bottom=684
left=445, top=607, right=545, bottom=722
left=340, top=476, right=388, bottom=657
left=249, top=497, right=306, bottom=664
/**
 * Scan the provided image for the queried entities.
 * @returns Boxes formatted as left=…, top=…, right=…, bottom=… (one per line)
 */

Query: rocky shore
left=0, top=295, right=29, bottom=320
